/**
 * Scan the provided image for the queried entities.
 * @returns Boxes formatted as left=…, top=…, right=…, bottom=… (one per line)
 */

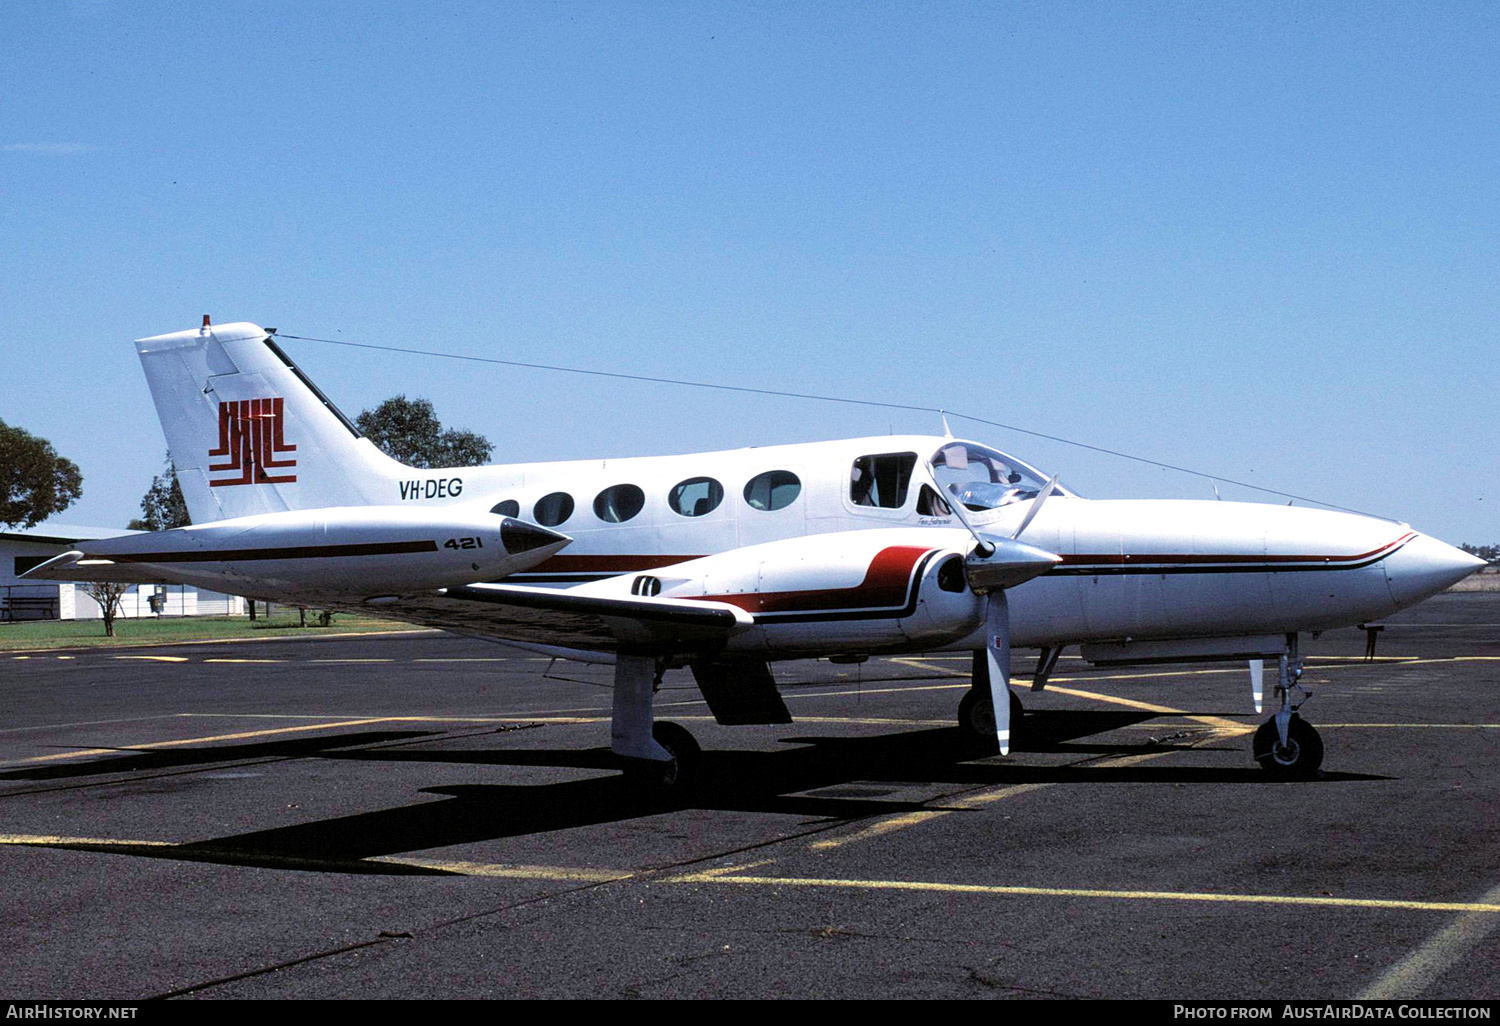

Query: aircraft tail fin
left=135, top=319, right=407, bottom=523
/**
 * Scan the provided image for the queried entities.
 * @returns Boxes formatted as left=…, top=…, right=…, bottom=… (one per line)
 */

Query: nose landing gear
left=1252, top=646, right=1323, bottom=779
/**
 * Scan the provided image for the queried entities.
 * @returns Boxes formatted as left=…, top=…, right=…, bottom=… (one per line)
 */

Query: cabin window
left=850, top=452, right=917, bottom=509
left=743, top=470, right=801, bottom=512
left=593, top=484, right=645, bottom=524
left=669, top=477, right=724, bottom=518
left=490, top=500, right=520, bottom=517
left=533, top=491, right=575, bottom=527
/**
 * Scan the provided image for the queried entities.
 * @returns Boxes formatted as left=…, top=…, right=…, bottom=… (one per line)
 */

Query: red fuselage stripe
left=1057, top=532, right=1415, bottom=567
left=693, top=545, right=934, bottom=614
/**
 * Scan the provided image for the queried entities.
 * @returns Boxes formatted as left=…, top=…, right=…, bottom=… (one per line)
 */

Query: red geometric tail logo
left=207, top=397, right=298, bottom=487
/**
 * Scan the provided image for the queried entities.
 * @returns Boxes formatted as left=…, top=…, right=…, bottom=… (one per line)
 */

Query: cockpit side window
left=917, top=484, right=951, bottom=516
left=850, top=452, right=918, bottom=509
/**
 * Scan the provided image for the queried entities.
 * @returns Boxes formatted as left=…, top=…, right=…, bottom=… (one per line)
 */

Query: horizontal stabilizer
left=21, top=551, right=177, bottom=585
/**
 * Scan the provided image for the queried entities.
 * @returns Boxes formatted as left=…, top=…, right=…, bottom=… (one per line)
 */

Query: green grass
left=0, top=610, right=429, bottom=651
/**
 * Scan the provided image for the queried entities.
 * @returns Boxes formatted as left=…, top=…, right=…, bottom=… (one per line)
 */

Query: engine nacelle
left=575, top=527, right=986, bottom=658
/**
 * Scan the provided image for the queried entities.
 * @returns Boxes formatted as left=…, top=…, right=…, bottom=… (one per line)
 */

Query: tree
left=1461, top=544, right=1499, bottom=564
left=0, top=418, right=82, bottom=529
left=127, top=452, right=190, bottom=532
left=82, top=581, right=129, bottom=638
left=355, top=395, right=494, bottom=468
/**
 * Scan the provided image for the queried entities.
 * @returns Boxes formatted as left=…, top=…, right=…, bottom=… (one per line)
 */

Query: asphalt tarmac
left=1, top=592, right=1497, bottom=1000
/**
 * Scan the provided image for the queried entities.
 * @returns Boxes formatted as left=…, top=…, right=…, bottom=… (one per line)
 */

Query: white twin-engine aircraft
left=29, top=320, right=1485, bottom=785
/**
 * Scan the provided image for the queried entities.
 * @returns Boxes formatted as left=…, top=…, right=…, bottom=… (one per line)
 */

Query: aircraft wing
left=385, top=582, right=755, bottom=654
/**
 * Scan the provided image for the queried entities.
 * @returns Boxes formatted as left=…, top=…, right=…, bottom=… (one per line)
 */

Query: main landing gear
left=957, top=649, right=1025, bottom=751
left=612, top=652, right=702, bottom=791
left=1252, top=644, right=1324, bottom=779
left=621, top=720, right=702, bottom=789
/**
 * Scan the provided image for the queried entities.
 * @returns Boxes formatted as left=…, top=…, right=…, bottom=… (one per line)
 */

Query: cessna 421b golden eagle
left=28, top=320, right=1484, bottom=785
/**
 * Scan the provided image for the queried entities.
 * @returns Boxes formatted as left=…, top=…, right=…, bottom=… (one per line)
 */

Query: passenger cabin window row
left=486, top=447, right=1026, bottom=529
left=490, top=469, right=804, bottom=528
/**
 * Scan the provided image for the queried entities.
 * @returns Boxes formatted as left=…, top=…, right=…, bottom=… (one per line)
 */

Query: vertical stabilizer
left=136, top=321, right=407, bottom=523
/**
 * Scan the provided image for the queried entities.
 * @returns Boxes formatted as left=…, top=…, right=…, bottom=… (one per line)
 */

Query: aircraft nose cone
left=1384, top=533, right=1488, bottom=609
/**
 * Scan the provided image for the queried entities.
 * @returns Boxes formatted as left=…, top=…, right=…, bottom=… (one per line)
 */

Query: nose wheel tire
left=622, top=720, right=702, bottom=791
left=957, top=687, right=1024, bottom=751
left=1252, top=714, right=1323, bottom=779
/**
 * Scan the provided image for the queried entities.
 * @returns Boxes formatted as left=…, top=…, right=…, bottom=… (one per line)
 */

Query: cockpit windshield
left=929, top=442, right=1062, bottom=512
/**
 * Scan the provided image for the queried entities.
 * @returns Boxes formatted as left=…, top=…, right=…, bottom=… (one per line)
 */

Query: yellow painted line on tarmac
left=889, top=656, right=1253, bottom=735
left=11, top=747, right=128, bottom=764
left=8, top=833, right=1497, bottom=918
left=809, top=810, right=950, bottom=849
left=7, top=713, right=629, bottom=765
left=886, top=657, right=969, bottom=679
left=0, top=834, right=174, bottom=849
left=114, top=655, right=190, bottom=663
left=780, top=715, right=954, bottom=727
left=370, top=857, right=635, bottom=882
left=785, top=681, right=971, bottom=701
left=679, top=858, right=778, bottom=879
left=809, top=753, right=1169, bottom=852
left=1, top=627, right=441, bottom=658
left=948, top=781, right=1055, bottom=809
left=661, top=872, right=1500, bottom=915
left=171, top=712, right=604, bottom=725
left=203, top=658, right=285, bottom=664
left=1358, top=880, right=1500, bottom=999
left=7, top=717, right=403, bottom=764
left=1039, top=684, right=1254, bottom=736
left=412, top=658, right=512, bottom=663
left=309, top=659, right=394, bottom=664
left=1321, top=723, right=1500, bottom=730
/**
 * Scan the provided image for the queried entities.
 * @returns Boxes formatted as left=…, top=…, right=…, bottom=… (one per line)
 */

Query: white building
left=0, top=520, right=244, bottom=621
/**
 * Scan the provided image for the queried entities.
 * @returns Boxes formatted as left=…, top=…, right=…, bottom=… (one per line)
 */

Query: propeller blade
left=1249, top=658, right=1264, bottom=715
left=986, top=591, right=1012, bottom=755
left=1010, top=473, right=1061, bottom=541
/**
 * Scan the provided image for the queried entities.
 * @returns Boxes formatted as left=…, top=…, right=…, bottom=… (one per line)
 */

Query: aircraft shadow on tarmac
left=5, top=710, right=1387, bottom=875
left=0, top=730, right=440, bottom=781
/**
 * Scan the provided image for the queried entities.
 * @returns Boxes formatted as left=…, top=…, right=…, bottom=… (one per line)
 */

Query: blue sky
left=2, top=1, right=1495, bottom=544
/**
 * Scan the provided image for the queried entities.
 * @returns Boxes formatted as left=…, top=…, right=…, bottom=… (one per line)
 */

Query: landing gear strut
left=1252, top=642, right=1323, bottom=779
left=612, top=652, right=702, bottom=790
left=957, top=649, right=1025, bottom=751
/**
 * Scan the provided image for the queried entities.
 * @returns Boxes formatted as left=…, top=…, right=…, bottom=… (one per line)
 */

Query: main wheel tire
left=623, top=720, right=702, bottom=790
left=957, top=687, right=1024, bottom=751
left=1252, top=714, right=1324, bottom=779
